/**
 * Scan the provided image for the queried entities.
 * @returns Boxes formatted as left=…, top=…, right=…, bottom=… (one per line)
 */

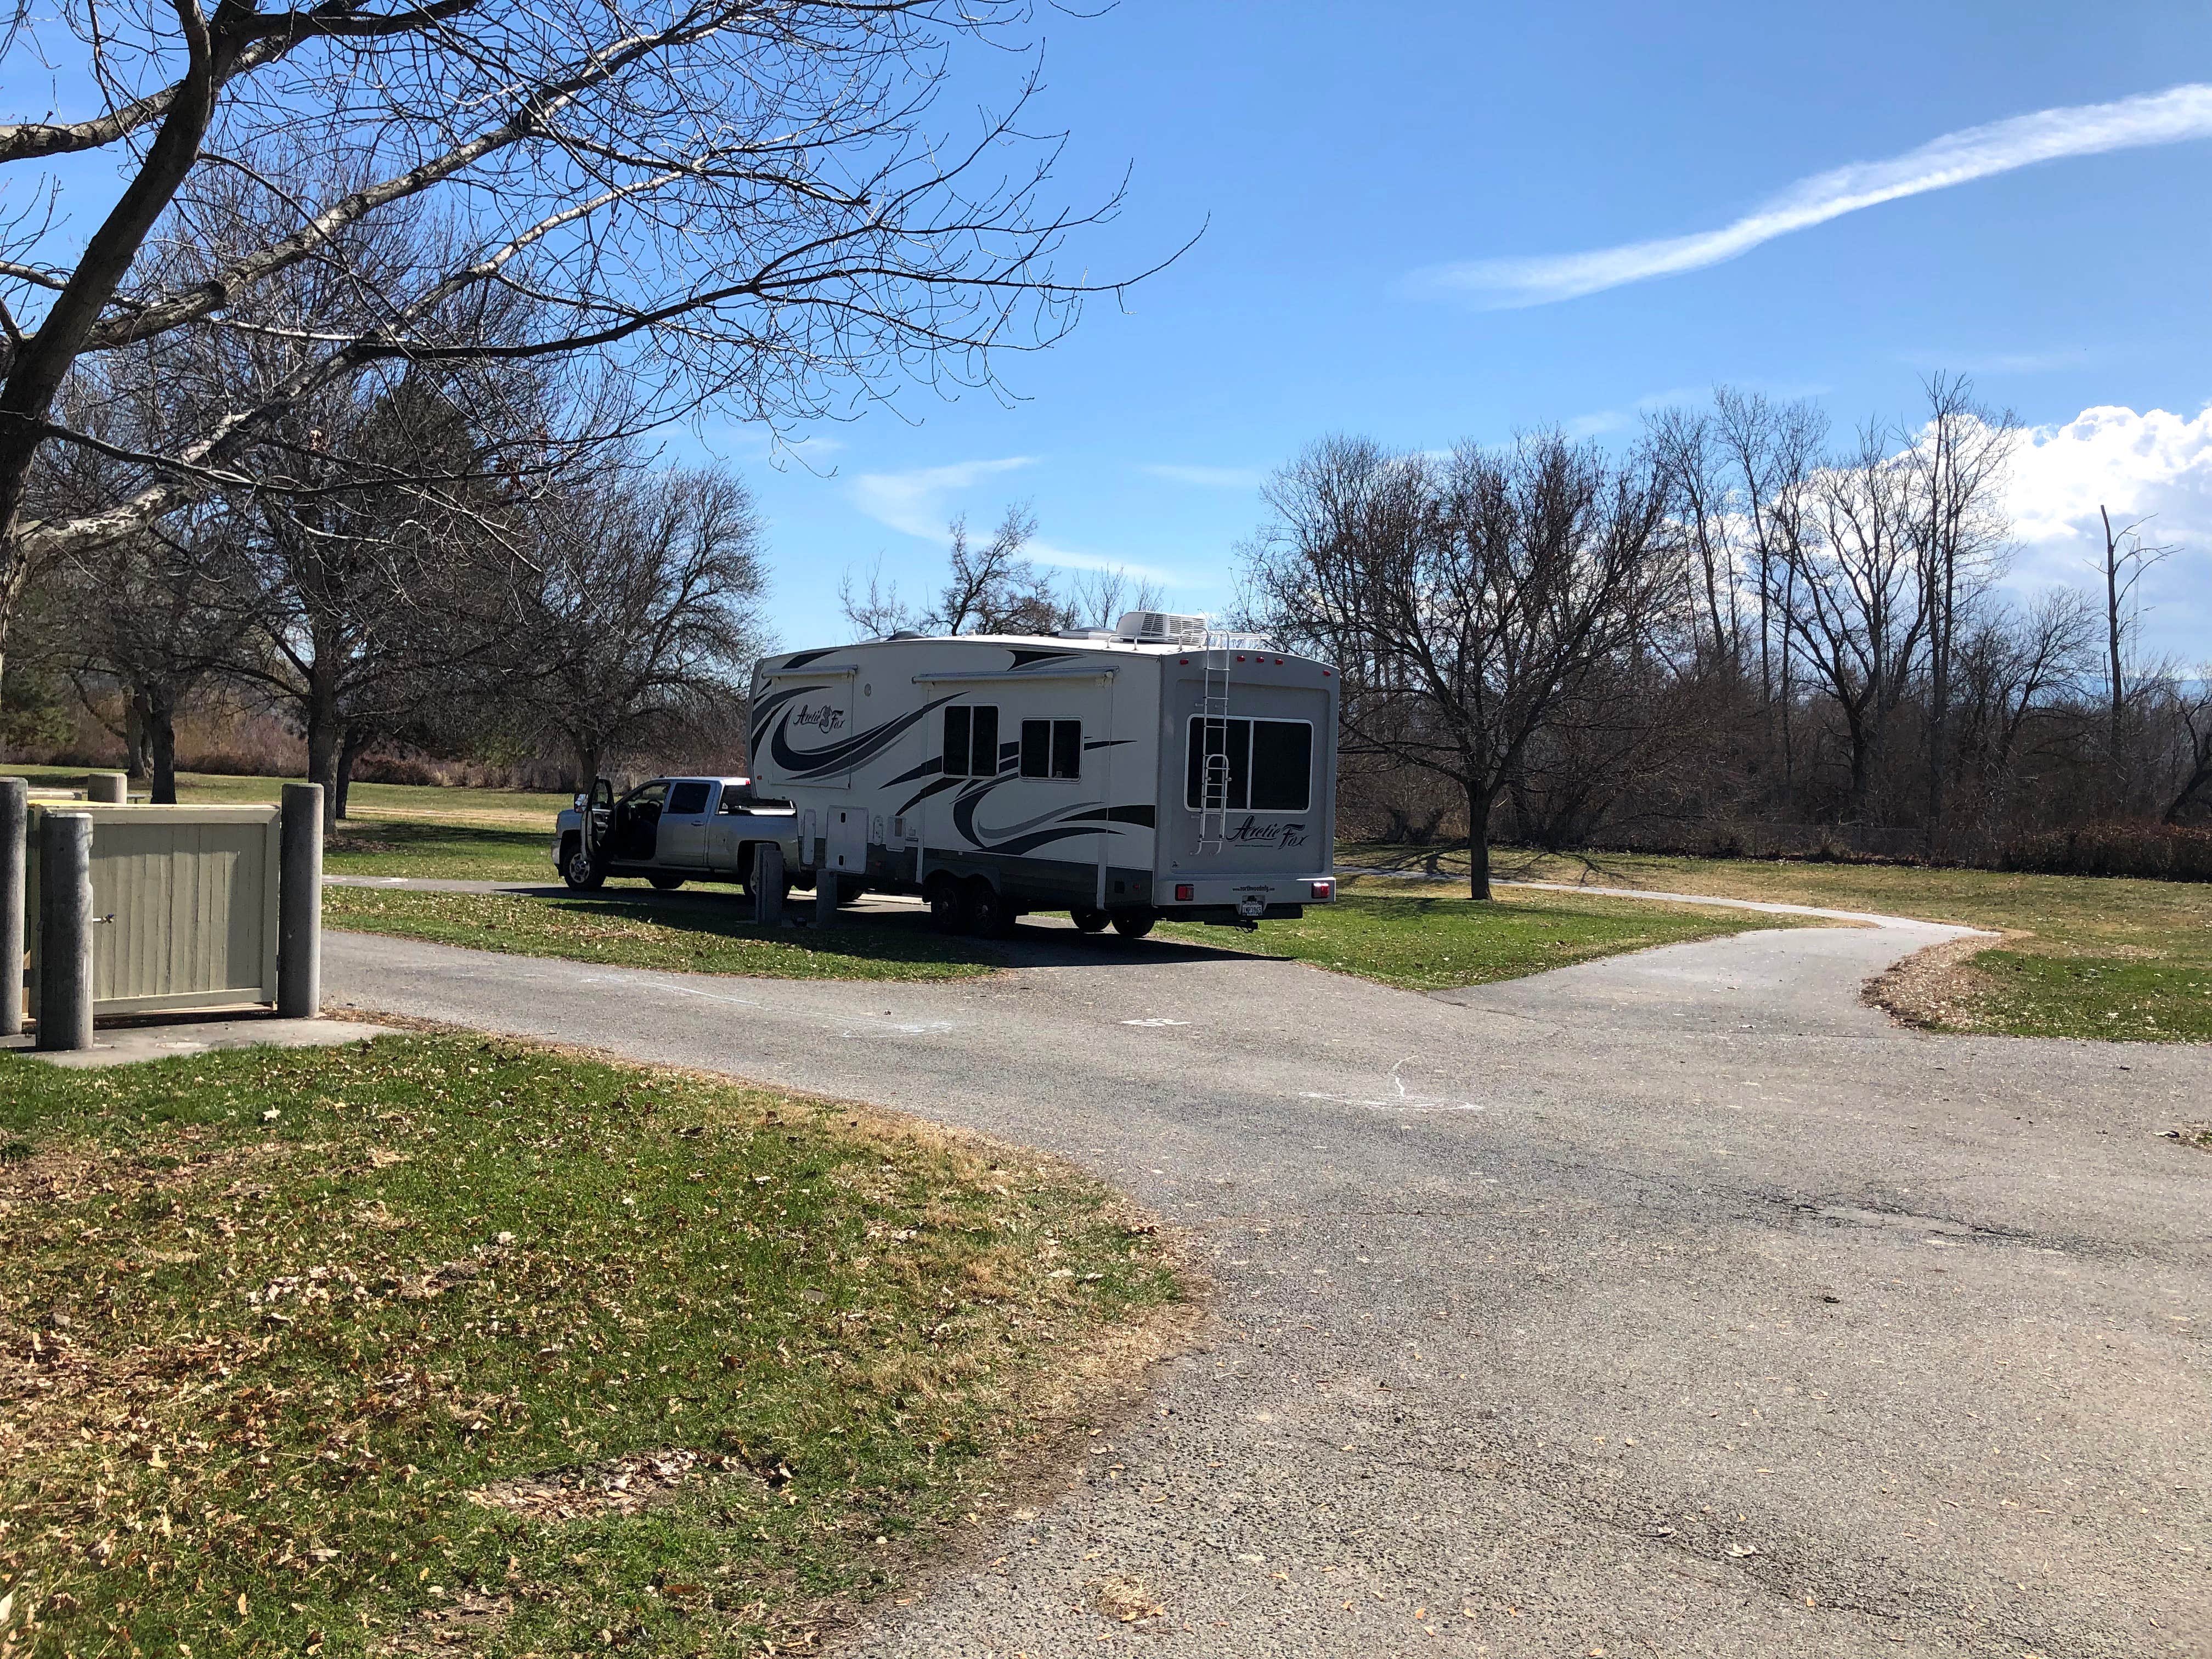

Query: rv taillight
left=1309, top=880, right=1334, bottom=900
left=1175, top=883, right=1194, bottom=902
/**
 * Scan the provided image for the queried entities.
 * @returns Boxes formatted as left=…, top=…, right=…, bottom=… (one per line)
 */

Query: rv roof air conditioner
left=1116, top=611, right=1208, bottom=644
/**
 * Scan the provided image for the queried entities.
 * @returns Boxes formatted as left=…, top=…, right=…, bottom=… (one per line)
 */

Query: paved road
left=324, top=904, right=2211, bottom=1659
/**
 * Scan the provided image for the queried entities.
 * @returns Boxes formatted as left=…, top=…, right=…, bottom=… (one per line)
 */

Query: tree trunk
left=303, top=693, right=341, bottom=834
left=124, top=691, right=151, bottom=781
left=335, top=727, right=373, bottom=822
left=1466, top=780, right=1494, bottom=901
left=147, top=688, right=180, bottom=804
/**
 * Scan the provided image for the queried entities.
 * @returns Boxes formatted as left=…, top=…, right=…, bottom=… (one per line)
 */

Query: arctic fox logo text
left=1222, top=817, right=1307, bottom=848
left=792, top=703, right=846, bottom=732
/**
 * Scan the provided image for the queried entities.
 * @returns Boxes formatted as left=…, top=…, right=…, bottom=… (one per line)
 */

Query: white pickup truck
left=551, top=775, right=798, bottom=893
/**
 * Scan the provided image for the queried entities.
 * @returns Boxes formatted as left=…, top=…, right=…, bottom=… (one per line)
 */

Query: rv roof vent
left=886, top=628, right=927, bottom=640
left=1056, top=626, right=1115, bottom=640
left=1115, top=610, right=1207, bottom=644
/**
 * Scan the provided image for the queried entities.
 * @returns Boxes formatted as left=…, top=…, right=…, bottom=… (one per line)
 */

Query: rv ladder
left=1197, top=630, right=1235, bottom=851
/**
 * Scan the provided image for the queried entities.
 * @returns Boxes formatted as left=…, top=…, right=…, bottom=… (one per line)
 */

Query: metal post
left=754, top=842, right=785, bottom=927
left=0, top=777, right=24, bottom=1037
left=86, top=771, right=127, bottom=804
left=815, top=874, right=839, bottom=929
left=36, top=811, right=93, bottom=1052
left=279, top=783, right=323, bottom=1018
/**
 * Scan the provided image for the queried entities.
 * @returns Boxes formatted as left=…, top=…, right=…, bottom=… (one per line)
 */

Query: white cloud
left=2001, top=404, right=2212, bottom=661
left=1413, top=83, right=2212, bottom=308
left=847, top=455, right=1186, bottom=586
left=1564, top=409, right=1630, bottom=438
left=847, top=456, right=1035, bottom=539
left=1142, top=463, right=1268, bottom=489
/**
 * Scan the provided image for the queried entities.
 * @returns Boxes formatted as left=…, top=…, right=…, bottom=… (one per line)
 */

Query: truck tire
left=1071, top=907, right=1109, bottom=933
left=561, top=835, right=605, bottom=891
left=1111, top=909, right=1157, bottom=940
left=966, top=877, right=1018, bottom=939
left=926, top=874, right=969, bottom=935
left=649, top=872, right=685, bottom=891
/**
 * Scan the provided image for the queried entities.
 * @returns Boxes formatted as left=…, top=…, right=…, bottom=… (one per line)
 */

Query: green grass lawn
left=1160, top=887, right=1807, bottom=992
left=1342, top=841, right=2212, bottom=1041
left=325, top=819, right=557, bottom=882
left=0, top=1034, right=1184, bottom=1657
left=326, top=887, right=1001, bottom=982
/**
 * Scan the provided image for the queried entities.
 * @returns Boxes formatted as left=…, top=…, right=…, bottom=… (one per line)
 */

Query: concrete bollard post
left=754, top=842, right=785, bottom=927
left=278, top=783, right=323, bottom=1018
left=36, top=811, right=94, bottom=1052
left=0, top=777, right=24, bottom=1037
left=815, top=874, right=839, bottom=929
left=85, top=771, right=127, bottom=804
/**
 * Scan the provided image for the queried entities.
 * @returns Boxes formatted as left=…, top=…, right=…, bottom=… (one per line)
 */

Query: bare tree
left=1783, top=422, right=1928, bottom=820
left=0, top=0, right=1164, bottom=689
left=2095, top=504, right=2175, bottom=808
left=1245, top=432, right=1676, bottom=899
left=835, top=501, right=1072, bottom=637
left=514, top=464, right=770, bottom=787
left=1900, top=373, right=2015, bottom=847
left=1066, top=565, right=1165, bottom=629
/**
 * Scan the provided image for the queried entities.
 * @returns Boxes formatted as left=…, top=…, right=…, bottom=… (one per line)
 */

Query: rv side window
left=944, top=704, right=1001, bottom=777
left=1184, top=716, right=1312, bottom=814
left=1019, top=718, right=1082, bottom=780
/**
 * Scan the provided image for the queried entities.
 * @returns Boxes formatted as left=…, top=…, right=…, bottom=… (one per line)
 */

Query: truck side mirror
left=573, top=792, right=589, bottom=810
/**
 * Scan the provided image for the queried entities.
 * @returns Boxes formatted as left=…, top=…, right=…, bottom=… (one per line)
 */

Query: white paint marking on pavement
left=1301, top=1057, right=1485, bottom=1114
left=1121, top=1018, right=1192, bottom=1027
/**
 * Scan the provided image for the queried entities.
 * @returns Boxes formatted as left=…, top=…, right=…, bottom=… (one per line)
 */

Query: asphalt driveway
left=324, top=902, right=2210, bottom=1658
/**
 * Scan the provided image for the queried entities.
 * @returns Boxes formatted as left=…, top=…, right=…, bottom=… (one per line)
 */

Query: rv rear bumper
left=1153, top=874, right=1338, bottom=910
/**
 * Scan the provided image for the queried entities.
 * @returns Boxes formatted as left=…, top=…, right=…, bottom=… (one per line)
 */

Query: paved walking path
left=324, top=899, right=2209, bottom=1658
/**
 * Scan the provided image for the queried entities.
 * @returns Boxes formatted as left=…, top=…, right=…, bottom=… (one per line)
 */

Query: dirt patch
left=1090, top=1573, right=1166, bottom=1624
left=1863, top=932, right=2021, bottom=1031
left=375, top=1588, right=512, bottom=1655
left=2166, top=1124, right=2212, bottom=1152
left=469, top=1447, right=748, bottom=1523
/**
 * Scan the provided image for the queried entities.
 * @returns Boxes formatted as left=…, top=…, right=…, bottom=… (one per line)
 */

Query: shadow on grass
left=522, top=890, right=1282, bottom=971
left=328, top=819, right=548, bottom=859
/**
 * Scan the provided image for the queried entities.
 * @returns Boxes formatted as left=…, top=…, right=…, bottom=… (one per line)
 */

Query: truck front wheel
left=561, top=836, right=605, bottom=891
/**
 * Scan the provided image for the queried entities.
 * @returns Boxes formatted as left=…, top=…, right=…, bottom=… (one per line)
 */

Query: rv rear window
left=1184, top=716, right=1312, bottom=814
left=1020, top=718, right=1082, bottom=780
left=944, top=704, right=1001, bottom=778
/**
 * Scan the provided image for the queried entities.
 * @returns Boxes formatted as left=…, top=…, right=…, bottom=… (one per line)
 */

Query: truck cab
left=551, top=776, right=795, bottom=893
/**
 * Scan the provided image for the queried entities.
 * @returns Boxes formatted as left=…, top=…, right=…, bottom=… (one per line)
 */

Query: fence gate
left=27, top=804, right=283, bottom=1016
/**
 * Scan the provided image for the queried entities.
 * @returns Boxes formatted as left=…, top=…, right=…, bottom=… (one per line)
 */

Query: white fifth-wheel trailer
left=748, top=612, right=1339, bottom=937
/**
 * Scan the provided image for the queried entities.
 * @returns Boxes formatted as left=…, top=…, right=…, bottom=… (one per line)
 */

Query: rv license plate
left=1237, top=895, right=1266, bottom=918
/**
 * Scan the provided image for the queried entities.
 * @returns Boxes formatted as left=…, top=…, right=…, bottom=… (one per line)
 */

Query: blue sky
left=698, top=0, right=2212, bottom=658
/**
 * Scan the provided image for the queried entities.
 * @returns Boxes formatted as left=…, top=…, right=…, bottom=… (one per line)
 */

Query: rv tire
left=1071, top=907, right=1109, bottom=933
left=926, top=874, right=969, bottom=935
left=1110, top=909, right=1157, bottom=940
left=967, top=877, right=1018, bottom=939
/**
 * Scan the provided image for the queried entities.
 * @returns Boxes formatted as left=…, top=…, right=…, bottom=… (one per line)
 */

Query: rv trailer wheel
left=1110, top=910, right=1157, bottom=940
left=1071, top=907, right=1109, bottom=933
left=649, top=872, right=685, bottom=891
left=966, top=878, right=1018, bottom=939
left=926, top=876, right=969, bottom=935
left=561, top=837, right=605, bottom=891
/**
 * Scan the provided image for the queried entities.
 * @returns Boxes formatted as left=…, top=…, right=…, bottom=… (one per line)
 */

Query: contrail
left=1414, top=83, right=2212, bottom=308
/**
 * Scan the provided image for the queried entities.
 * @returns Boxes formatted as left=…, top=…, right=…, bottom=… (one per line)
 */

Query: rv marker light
left=1175, top=883, right=1194, bottom=902
left=1310, top=880, right=1334, bottom=900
